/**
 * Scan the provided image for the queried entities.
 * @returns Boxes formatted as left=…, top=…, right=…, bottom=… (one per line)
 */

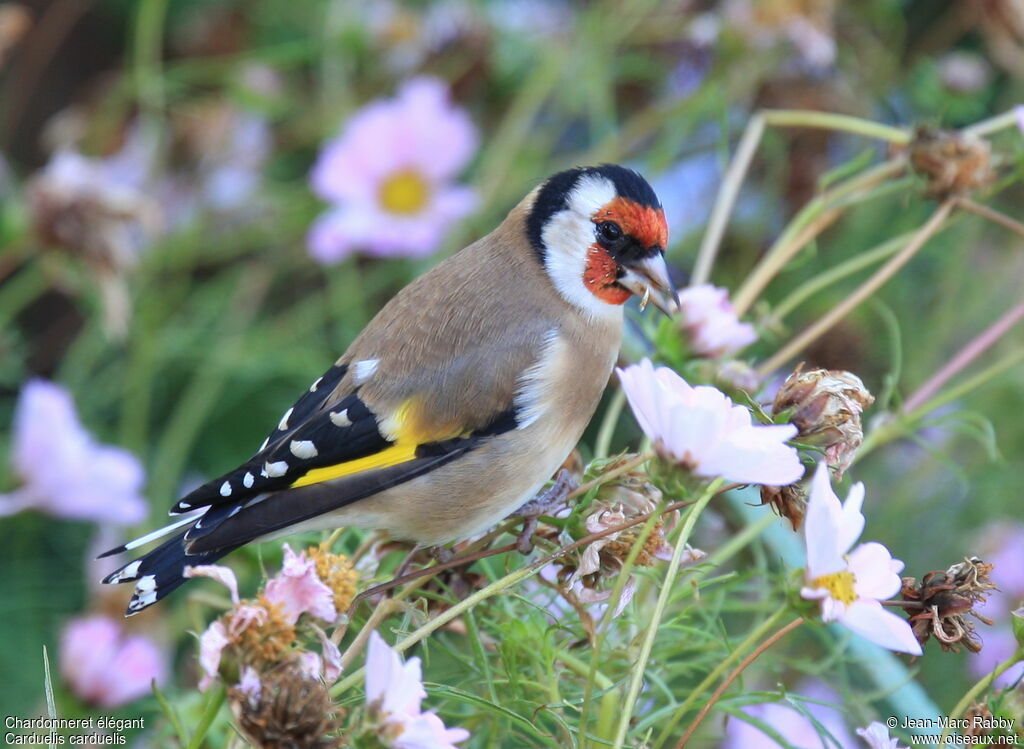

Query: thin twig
left=955, top=197, right=1024, bottom=239
left=903, top=302, right=1024, bottom=413
left=692, top=113, right=766, bottom=286
left=674, top=617, right=805, bottom=748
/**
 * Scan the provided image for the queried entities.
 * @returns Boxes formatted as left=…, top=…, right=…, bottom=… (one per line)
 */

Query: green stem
left=733, top=159, right=905, bottom=317
left=557, top=649, right=621, bottom=745
left=611, top=479, right=723, bottom=748
left=860, top=347, right=1024, bottom=457
left=132, top=0, right=169, bottom=114
left=187, top=685, right=226, bottom=749
left=674, top=617, right=805, bottom=748
left=594, top=389, right=627, bottom=459
left=938, top=649, right=1024, bottom=748
left=653, top=606, right=788, bottom=747
left=761, top=110, right=910, bottom=144
left=692, top=113, right=766, bottom=287
left=757, top=197, right=955, bottom=376
left=961, top=108, right=1024, bottom=138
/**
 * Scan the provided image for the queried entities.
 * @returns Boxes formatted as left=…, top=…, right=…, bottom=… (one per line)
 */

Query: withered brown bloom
left=771, top=363, right=874, bottom=478
left=553, top=468, right=703, bottom=618
left=908, top=126, right=994, bottom=199
left=901, top=557, right=997, bottom=653
left=308, top=544, right=359, bottom=613
left=759, top=482, right=807, bottom=531
left=229, top=662, right=345, bottom=749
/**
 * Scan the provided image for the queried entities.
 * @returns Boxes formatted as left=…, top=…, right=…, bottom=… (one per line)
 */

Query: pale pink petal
left=840, top=600, right=922, bottom=655
left=366, top=631, right=426, bottom=715
left=296, top=651, right=322, bottom=680
left=847, top=542, right=903, bottom=600
left=857, top=721, right=905, bottom=749
left=236, top=666, right=262, bottom=706
left=618, top=361, right=801, bottom=486
left=264, top=544, right=337, bottom=624
left=394, top=712, right=471, bottom=748
left=311, top=624, right=343, bottom=683
left=677, top=284, right=757, bottom=357
left=307, top=207, right=360, bottom=265
left=185, top=564, right=240, bottom=604
left=803, top=462, right=846, bottom=578
left=61, top=615, right=165, bottom=708
left=8, top=380, right=147, bottom=525
left=1016, top=106, right=1024, bottom=134
left=198, top=619, right=230, bottom=691
left=836, top=481, right=866, bottom=555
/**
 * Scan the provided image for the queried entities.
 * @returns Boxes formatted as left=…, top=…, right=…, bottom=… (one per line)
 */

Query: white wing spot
left=278, top=407, right=294, bottom=432
left=264, top=460, right=289, bottom=477
left=136, top=574, right=157, bottom=593
left=290, top=440, right=319, bottom=459
left=220, top=481, right=232, bottom=497
left=309, top=376, right=323, bottom=392
left=353, top=359, right=379, bottom=384
left=243, top=472, right=255, bottom=488
left=329, top=409, right=351, bottom=427
left=113, top=560, right=141, bottom=582
left=178, top=501, right=191, bottom=510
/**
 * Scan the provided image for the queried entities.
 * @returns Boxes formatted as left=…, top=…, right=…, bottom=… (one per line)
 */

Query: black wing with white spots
left=169, top=363, right=390, bottom=514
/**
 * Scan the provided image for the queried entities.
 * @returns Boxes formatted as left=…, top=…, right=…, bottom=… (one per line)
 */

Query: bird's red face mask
left=584, top=197, right=677, bottom=315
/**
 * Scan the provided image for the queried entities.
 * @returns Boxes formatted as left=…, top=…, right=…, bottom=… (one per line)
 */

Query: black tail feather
left=103, top=531, right=240, bottom=616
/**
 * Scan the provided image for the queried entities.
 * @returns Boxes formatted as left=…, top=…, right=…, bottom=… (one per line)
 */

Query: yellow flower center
left=811, top=570, right=857, bottom=605
left=378, top=168, right=431, bottom=215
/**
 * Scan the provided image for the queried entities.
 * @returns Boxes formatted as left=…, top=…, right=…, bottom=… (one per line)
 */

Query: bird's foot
left=511, top=469, right=577, bottom=554
left=428, top=545, right=455, bottom=565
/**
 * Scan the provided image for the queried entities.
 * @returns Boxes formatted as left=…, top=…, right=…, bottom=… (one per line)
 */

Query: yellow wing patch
left=288, top=397, right=463, bottom=490
left=289, top=441, right=419, bottom=488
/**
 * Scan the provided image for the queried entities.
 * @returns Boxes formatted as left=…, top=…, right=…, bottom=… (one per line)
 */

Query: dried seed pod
left=229, top=662, right=345, bottom=749
left=908, top=126, right=994, bottom=199
left=772, top=363, right=874, bottom=478
left=901, top=557, right=997, bottom=653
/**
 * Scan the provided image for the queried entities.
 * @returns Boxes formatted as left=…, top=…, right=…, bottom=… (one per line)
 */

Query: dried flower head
left=556, top=471, right=704, bottom=617
left=229, top=596, right=297, bottom=667
left=308, top=544, right=359, bottom=614
left=901, top=556, right=997, bottom=653
left=229, top=662, right=344, bottom=749
left=759, top=481, right=807, bottom=531
left=908, top=126, right=994, bottom=199
left=772, top=363, right=874, bottom=478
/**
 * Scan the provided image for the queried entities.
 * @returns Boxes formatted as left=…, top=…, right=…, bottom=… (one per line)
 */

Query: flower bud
left=772, top=363, right=874, bottom=478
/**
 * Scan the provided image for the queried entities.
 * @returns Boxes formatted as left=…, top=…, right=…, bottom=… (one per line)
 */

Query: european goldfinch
left=102, top=164, right=676, bottom=615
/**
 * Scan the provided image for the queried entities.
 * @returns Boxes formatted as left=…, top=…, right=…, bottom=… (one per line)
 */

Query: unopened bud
left=908, top=126, right=993, bottom=199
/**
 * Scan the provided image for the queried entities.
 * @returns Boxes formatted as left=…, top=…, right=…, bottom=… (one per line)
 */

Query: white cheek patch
left=541, top=174, right=624, bottom=321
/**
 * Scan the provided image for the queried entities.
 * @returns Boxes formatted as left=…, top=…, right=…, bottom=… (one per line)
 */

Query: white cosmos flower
left=857, top=721, right=907, bottom=749
left=800, top=462, right=922, bottom=655
left=617, top=359, right=803, bottom=486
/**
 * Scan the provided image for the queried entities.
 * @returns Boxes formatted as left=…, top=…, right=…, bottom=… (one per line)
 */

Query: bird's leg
left=510, top=468, right=577, bottom=554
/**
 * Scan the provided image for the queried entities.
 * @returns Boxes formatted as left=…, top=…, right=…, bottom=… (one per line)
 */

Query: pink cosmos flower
left=60, top=615, right=165, bottom=708
left=721, top=680, right=855, bottom=748
left=857, top=722, right=907, bottom=749
left=677, top=284, right=757, bottom=358
left=800, top=462, right=922, bottom=655
left=264, top=544, right=337, bottom=625
left=617, top=359, right=803, bottom=486
left=308, top=77, right=478, bottom=263
left=1015, top=105, right=1024, bottom=134
left=1, top=380, right=147, bottom=525
left=187, top=549, right=339, bottom=691
left=366, top=631, right=470, bottom=748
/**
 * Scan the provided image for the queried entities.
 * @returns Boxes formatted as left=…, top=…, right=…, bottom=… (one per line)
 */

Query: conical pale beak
left=619, top=253, right=679, bottom=317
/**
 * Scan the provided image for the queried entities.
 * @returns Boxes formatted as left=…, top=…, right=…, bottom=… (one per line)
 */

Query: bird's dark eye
left=597, top=221, right=623, bottom=243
